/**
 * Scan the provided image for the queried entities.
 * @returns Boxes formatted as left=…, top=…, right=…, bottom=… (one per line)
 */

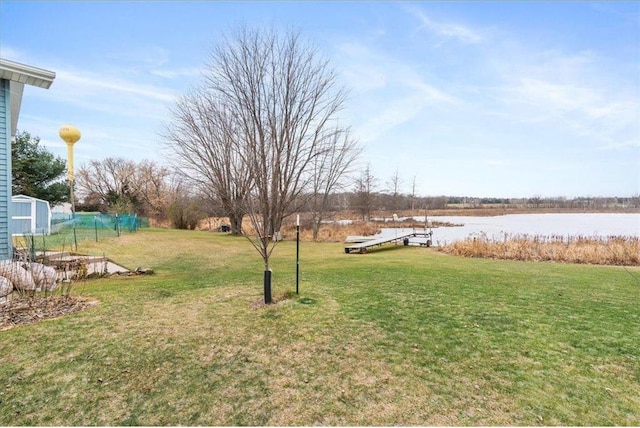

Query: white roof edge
left=0, top=58, right=56, bottom=89
left=12, top=194, right=52, bottom=205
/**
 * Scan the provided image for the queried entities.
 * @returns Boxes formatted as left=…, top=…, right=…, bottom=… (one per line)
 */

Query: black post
left=264, top=269, right=272, bottom=304
left=94, top=217, right=98, bottom=242
left=296, top=223, right=300, bottom=294
left=72, top=211, right=77, bottom=251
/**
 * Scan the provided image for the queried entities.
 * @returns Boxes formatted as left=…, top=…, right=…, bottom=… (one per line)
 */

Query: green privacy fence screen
left=14, top=212, right=149, bottom=255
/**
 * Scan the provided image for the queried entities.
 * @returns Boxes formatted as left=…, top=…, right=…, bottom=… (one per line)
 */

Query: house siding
left=0, top=79, right=11, bottom=259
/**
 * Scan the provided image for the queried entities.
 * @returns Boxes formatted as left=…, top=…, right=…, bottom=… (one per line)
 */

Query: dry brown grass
left=197, top=216, right=382, bottom=242
left=0, top=295, right=99, bottom=331
left=285, top=222, right=381, bottom=242
left=440, top=234, right=640, bottom=266
left=196, top=215, right=454, bottom=243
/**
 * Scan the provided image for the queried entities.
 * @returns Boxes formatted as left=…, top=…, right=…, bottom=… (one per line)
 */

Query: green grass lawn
left=1, top=228, right=639, bottom=425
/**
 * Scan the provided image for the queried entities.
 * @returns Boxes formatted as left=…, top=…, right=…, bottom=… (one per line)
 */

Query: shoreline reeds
left=440, top=233, right=640, bottom=266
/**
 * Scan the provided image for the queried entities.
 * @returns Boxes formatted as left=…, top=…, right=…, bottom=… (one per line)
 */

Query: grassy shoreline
left=440, top=234, right=640, bottom=266
left=1, top=228, right=639, bottom=425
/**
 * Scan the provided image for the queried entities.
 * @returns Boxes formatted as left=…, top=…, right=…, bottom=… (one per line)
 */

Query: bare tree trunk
left=312, top=214, right=321, bottom=241
left=228, top=213, right=243, bottom=235
left=411, top=176, right=417, bottom=212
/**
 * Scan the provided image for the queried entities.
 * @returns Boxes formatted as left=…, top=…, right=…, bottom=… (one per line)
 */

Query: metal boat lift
left=344, top=229, right=433, bottom=254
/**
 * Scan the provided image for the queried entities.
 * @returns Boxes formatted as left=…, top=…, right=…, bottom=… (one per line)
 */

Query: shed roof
left=12, top=194, right=52, bottom=205
left=0, top=58, right=56, bottom=137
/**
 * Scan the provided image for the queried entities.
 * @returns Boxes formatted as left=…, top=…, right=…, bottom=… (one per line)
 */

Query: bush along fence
left=14, top=212, right=149, bottom=256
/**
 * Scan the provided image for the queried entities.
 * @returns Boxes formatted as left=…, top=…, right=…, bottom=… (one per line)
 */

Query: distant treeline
left=315, top=193, right=640, bottom=214
left=447, top=195, right=640, bottom=209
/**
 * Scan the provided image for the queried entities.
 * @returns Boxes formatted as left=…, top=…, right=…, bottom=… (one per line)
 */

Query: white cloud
left=402, top=4, right=483, bottom=44
left=508, top=78, right=598, bottom=114
left=356, top=93, right=430, bottom=143
left=54, top=69, right=177, bottom=103
left=405, top=78, right=458, bottom=105
left=335, top=42, right=388, bottom=91
left=446, top=38, right=640, bottom=153
left=150, top=67, right=203, bottom=79
left=335, top=41, right=459, bottom=145
left=19, top=66, right=181, bottom=126
left=497, top=77, right=640, bottom=149
left=103, top=46, right=171, bottom=70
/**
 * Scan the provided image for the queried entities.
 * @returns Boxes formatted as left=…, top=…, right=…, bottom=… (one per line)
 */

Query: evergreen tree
left=12, top=130, right=69, bottom=206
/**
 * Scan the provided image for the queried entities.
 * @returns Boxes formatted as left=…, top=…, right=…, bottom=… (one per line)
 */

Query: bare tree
left=134, top=160, right=173, bottom=220
left=76, top=157, right=138, bottom=214
left=385, top=167, right=403, bottom=212
left=169, top=26, right=356, bottom=303
left=75, top=158, right=171, bottom=218
left=351, top=164, right=378, bottom=221
left=410, top=175, right=417, bottom=211
left=164, top=89, right=251, bottom=235
left=308, top=128, right=360, bottom=240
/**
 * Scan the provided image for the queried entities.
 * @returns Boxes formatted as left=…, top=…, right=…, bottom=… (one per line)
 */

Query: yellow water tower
left=59, top=125, right=81, bottom=213
left=58, top=124, right=81, bottom=182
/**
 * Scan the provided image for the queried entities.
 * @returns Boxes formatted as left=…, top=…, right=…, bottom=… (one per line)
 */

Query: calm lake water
left=382, top=213, right=640, bottom=246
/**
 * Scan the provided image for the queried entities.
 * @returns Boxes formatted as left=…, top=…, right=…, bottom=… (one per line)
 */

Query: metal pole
left=70, top=179, right=76, bottom=215
left=94, top=217, right=98, bottom=242
left=394, top=213, right=397, bottom=243
left=69, top=174, right=78, bottom=252
left=296, top=214, right=300, bottom=295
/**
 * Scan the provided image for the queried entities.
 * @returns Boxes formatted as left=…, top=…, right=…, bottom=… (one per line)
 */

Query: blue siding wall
left=0, top=79, right=11, bottom=259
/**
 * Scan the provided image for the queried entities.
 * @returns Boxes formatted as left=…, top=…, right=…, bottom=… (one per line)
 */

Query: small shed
left=11, top=194, right=51, bottom=236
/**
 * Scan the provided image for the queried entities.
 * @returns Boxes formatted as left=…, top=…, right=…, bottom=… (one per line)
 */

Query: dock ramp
left=344, top=230, right=433, bottom=254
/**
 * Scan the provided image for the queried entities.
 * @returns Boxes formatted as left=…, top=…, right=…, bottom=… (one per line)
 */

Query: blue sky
left=1, top=1, right=638, bottom=198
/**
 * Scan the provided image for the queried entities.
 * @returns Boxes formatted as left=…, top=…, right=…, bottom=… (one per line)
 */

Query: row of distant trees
left=15, top=133, right=638, bottom=231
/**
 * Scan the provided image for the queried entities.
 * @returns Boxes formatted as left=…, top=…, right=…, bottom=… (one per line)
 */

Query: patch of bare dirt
left=0, top=295, right=98, bottom=331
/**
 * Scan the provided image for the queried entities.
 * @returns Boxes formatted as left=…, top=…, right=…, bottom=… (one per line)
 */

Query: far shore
left=367, top=206, right=640, bottom=218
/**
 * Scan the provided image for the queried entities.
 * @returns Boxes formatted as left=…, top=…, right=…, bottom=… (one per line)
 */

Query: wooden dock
left=344, top=230, right=433, bottom=254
